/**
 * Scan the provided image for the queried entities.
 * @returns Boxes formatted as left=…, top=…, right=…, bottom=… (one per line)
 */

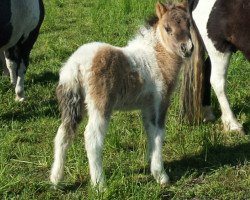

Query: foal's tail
left=56, top=60, right=84, bottom=130
left=179, top=21, right=205, bottom=123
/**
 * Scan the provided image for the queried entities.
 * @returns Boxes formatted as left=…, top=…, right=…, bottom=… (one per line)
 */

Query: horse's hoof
left=223, top=121, right=245, bottom=135
left=202, top=106, right=216, bottom=122
left=224, top=127, right=245, bottom=135
left=203, top=115, right=216, bottom=123
left=238, top=128, right=246, bottom=135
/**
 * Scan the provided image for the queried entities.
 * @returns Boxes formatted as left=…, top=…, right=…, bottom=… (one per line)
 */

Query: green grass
left=0, top=0, right=249, bottom=199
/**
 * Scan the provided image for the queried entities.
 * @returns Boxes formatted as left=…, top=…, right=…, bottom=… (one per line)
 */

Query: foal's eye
left=165, top=27, right=172, bottom=33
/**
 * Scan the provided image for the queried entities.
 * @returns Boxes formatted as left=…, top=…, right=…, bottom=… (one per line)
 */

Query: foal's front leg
left=142, top=107, right=169, bottom=185
left=84, top=108, right=110, bottom=191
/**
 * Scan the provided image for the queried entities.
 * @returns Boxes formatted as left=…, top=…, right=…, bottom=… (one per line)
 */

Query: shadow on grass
left=131, top=140, right=250, bottom=198
left=26, top=71, right=59, bottom=85
left=0, top=71, right=60, bottom=122
left=233, top=94, right=250, bottom=133
left=166, top=141, right=250, bottom=183
left=0, top=98, right=59, bottom=122
left=61, top=180, right=88, bottom=193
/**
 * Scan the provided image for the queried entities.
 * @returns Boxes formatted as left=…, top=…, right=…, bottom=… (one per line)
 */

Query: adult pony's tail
left=179, top=20, right=205, bottom=123
left=56, top=61, right=84, bottom=131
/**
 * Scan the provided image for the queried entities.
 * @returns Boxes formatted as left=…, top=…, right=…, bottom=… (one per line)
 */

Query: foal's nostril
left=181, top=43, right=186, bottom=52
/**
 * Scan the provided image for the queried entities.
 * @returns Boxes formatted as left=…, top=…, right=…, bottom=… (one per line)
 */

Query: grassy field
left=0, top=0, right=249, bottom=199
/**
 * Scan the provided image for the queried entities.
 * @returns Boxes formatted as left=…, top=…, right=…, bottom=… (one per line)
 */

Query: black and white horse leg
left=4, top=46, right=26, bottom=101
left=4, top=49, right=18, bottom=88
left=142, top=104, right=169, bottom=185
left=202, top=57, right=215, bottom=122
left=0, top=52, right=9, bottom=76
left=15, top=28, right=42, bottom=102
left=209, top=52, right=244, bottom=132
left=15, top=60, right=26, bottom=101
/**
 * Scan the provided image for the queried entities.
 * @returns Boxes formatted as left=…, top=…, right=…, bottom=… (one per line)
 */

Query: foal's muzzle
left=180, top=39, right=193, bottom=58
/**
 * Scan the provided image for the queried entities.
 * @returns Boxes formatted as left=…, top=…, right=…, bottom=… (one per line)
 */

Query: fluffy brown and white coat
left=50, top=2, right=193, bottom=190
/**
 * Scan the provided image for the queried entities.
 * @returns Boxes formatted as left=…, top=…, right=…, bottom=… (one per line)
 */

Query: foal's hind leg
left=142, top=106, right=169, bottom=185
left=50, top=123, right=77, bottom=186
left=84, top=105, right=110, bottom=191
left=51, top=83, right=84, bottom=186
left=209, top=52, right=244, bottom=133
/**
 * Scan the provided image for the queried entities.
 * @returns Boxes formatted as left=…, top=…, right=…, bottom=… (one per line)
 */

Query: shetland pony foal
left=50, top=2, right=192, bottom=189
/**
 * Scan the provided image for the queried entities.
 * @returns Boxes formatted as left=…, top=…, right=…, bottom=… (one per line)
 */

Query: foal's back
left=71, top=42, right=155, bottom=110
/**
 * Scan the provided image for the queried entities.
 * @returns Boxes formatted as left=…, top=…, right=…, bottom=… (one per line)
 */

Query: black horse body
left=0, top=0, right=44, bottom=101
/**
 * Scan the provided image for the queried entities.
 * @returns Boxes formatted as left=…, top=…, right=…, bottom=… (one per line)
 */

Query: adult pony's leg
left=15, top=29, right=43, bottom=101
left=0, top=52, right=8, bottom=76
left=202, top=57, right=215, bottom=122
left=209, top=51, right=243, bottom=132
left=142, top=105, right=169, bottom=185
left=192, top=0, right=243, bottom=133
left=4, top=50, right=18, bottom=88
left=15, top=61, right=26, bottom=101
left=4, top=46, right=26, bottom=101
left=84, top=103, right=110, bottom=191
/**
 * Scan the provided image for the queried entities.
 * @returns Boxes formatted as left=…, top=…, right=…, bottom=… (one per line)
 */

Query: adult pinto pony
left=0, top=0, right=44, bottom=101
left=181, top=0, right=249, bottom=133
left=50, top=2, right=192, bottom=190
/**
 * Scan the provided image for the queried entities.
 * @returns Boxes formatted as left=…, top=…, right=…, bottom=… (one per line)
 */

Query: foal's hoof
left=154, top=172, right=170, bottom=186
left=50, top=172, right=63, bottom=186
left=160, top=173, right=170, bottom=186
left=93, top=182, right=107, bottom=193
left=15, top=96, right=26, bottom=102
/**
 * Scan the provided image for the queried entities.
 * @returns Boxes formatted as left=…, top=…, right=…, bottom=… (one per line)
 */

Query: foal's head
left=156, top=2, right=193, bottom=58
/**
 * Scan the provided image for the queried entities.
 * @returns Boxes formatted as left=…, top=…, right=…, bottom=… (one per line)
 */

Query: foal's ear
left=176, top=1, right=188, bottom=11
left=156, top=1, right=168, bottom=19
